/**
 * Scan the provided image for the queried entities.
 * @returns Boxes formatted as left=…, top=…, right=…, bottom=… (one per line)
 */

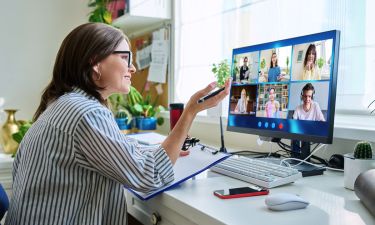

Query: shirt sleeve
left=314, top=102, right=326, bottom=121
left=293, top=106, right=299, bottom=119
left=73, top=108, right=174, bottom=192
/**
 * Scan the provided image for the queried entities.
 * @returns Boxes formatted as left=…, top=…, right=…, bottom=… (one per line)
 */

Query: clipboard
left=126, top=144, right=230, bottom=200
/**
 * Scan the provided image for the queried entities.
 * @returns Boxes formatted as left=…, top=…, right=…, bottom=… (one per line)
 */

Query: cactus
left=354, top=141, right=373, bottom=159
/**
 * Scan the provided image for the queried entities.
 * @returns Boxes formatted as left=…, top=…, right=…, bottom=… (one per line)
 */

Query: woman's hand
left=185, top=79, right=231, bottom=115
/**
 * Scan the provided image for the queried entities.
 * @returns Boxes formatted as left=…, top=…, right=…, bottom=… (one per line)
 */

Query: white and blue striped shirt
left=5, top=88, right=174, bottom=225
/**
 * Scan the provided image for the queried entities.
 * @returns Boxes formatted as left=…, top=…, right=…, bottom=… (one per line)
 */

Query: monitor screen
left=227, top=30, right=340, bottom=144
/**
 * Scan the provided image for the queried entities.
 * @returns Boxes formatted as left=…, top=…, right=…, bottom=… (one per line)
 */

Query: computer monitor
left=227, top=30, right=340, bottom=164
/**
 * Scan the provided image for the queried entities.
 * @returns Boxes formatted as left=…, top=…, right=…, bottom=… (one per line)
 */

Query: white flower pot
left=344, top=153, right=375, bottom=190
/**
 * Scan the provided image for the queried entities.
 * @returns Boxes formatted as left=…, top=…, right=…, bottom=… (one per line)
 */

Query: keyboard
left=211, top=156, right=302, bottom=188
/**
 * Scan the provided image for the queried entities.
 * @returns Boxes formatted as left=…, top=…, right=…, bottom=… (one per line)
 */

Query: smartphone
left=213, top=185, right=269, bottom=199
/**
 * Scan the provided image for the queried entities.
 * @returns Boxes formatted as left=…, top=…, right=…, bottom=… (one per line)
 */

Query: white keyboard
left=211, top=156, right=302, bottom=188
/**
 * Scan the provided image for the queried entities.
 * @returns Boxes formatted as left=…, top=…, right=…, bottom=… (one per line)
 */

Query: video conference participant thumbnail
left=291, top=83, right=327, bottom=121
left=256, top=84, right=288, bottom=119
left=291, top=39, right=333, bottom=81
left=229, top=85, right=257, bottom=115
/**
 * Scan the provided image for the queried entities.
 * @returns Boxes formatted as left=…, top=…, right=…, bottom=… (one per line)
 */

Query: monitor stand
left=291, top=140, right=326, bottom=177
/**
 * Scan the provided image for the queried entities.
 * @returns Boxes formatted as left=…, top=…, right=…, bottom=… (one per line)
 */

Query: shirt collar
left=71, top=87, right=99, bottom=101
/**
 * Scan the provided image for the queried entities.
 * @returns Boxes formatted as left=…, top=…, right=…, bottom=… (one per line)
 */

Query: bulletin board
left=129, top=30, right=169, bottom=109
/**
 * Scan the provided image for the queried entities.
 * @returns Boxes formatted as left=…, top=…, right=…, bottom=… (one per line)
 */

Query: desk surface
left=139, top=171, right=374, bottom=225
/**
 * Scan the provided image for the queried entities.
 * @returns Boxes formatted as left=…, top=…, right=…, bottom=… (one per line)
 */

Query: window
left=174, top=0, right=375, bottom=115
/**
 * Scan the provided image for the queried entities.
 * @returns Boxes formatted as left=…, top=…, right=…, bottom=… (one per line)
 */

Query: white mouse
left=265, top=193, right=309, bottom=211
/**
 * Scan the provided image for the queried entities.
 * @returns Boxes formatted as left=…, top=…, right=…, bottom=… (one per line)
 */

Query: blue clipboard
left=126, top=144, right=230, bottom=200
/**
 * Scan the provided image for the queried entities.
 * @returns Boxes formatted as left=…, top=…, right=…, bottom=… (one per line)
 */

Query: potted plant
left=126, top=87, right=165, bottom=132
left=231, top=59, right=239, bottom=82
left=208, top=60, right=231, bottom=116
left=108, top=93, right=133, bottom=133
left=88, top=0, right=114, bottom=25
left=317, top=57, right=325, bottom=74
left=212, top=59, right=231, bottom=87
left=11, top=120, right=32, bottom=157
left=344, top=141, right=375, bottom=190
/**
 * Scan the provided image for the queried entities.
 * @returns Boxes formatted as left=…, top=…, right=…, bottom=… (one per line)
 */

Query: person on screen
left=235, top=88, right=248, bottom=113
left=302, top=44, right=321, bottom=80
left=293, top=83, right=325, bottom=121
left=268, top=53, right=281, bottom=82
left=4, top=23, right=231, bottom=225
left=265, top=88, right=280, bottom=118
left=239, top=57, right=249, bottom=81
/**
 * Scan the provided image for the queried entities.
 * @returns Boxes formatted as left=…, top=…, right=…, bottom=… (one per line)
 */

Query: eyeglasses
left=113, top=51, right=132, bottom=66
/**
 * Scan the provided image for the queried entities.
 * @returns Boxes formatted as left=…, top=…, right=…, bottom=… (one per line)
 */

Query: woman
left=5, top=23, right=230, bottom=225
left=302, top=44, right=321, bottom=80
left=267, top=53, right=281, bottom=82
left=265, top=88, right=280, bottom=118
left=234, top=88, right=248, bottom=113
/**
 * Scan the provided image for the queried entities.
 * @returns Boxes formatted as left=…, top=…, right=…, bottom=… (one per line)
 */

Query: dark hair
left=268, top=87, right=275, bottom=93
left=33, top=23, right=128, bottom=121
left=270, top=53, right=278, bottom=68
left=243, top=57, right=248, bottom=62
left=303, top=44, right=317, bottom=67
left=302, top=83, right=315, bottom=93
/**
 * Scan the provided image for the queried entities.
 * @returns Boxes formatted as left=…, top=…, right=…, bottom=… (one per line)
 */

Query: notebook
left=127, top=144, right=230, bottom=200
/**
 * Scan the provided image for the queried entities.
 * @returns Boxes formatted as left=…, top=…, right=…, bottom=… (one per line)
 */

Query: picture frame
left=297, top=50, right=304, bottom=63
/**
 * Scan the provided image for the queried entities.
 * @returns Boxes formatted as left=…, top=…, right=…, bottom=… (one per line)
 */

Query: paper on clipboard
left=127, top=144, right=230, bottom=200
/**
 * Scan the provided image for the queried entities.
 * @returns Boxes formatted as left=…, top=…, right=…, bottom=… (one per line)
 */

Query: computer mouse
left=265, top=193, right=309, bottom=211
left=328, top=154, right=344, bottom=169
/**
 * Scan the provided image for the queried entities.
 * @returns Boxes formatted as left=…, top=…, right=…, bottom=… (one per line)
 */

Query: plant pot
left=136, top=117, right=157, bottom=132
left=344, top=153, right=375, bottom=190
left=115, top=118, right=132, bottom=134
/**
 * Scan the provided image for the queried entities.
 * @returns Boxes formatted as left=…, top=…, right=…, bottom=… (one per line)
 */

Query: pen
left=197, top=87, right=225, bottom=103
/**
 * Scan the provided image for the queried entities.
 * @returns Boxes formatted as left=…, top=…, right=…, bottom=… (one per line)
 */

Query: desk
left=126, top=171, right=375, bottom=225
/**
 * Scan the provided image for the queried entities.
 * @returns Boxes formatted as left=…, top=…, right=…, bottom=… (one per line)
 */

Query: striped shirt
left=5, top=88, right=174, bottom=225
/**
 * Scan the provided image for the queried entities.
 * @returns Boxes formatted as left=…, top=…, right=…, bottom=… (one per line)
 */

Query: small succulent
left=354, top=141, right=373, bottom=159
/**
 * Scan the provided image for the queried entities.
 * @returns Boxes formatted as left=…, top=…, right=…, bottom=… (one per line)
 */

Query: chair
left=0, top=184, right=9, bottom=223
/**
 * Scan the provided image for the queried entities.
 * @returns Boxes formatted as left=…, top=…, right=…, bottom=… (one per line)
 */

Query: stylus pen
left=197, top=87, right=225, bottom=103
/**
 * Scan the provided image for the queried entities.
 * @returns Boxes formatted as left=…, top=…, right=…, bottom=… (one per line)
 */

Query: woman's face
left=241, top=89, right=246, bottom=98
left=307, top=51, right=315, bottom=63
left=94, top=39, right=136, bottom=98
left=271, top=54, right=277, bottom=64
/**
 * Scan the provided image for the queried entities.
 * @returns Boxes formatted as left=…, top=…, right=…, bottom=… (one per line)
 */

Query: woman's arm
left=161, top=79, right=231, bottom=164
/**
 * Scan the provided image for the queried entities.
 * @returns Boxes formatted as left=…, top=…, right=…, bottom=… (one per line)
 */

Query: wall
left=0, top=0, right=90, bottom=121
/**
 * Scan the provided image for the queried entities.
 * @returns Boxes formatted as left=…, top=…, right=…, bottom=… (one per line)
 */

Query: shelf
left=112, top=0, right=171, bottom=37
left=113, top=15, right=170, bottom=37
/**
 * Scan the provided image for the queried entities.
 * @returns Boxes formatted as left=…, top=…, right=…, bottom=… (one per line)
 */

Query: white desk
left=126, top=171, right=375, bottom=225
